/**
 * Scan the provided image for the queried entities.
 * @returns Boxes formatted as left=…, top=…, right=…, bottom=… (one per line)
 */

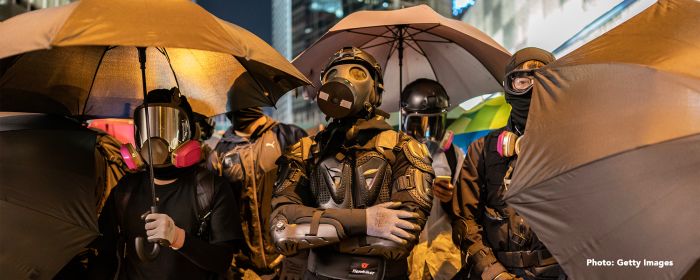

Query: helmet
left=317, top=47, right=384, bottom=119
left=400, top=78, right=450, bottom=142
left=503, top=47, right=555, bottom=95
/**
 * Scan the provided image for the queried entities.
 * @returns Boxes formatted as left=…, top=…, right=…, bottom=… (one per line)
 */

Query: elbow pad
left=271, top=213, right=344, bottom=256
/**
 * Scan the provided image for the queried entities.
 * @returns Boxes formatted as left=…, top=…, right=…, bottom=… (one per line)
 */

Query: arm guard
left=338, top=134, right=435, bottom=260
left=270, top=138, right=366, bottom=256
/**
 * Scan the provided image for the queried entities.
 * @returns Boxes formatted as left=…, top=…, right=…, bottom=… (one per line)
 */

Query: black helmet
left=400, top=78, right=450, bottom=142
left=317, top=47, right=384, bottom=119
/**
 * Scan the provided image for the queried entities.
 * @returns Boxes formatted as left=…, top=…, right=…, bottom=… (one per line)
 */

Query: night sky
left=197, top=0, right=273, bottom=44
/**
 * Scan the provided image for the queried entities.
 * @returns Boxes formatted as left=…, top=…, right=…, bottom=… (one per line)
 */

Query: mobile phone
left=434, top=175, right=452, bottom=184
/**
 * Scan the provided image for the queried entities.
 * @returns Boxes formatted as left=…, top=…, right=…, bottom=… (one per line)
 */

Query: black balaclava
left=228, top=107, right=264, bottom=131
left=504, top=47, right=555, bottom=134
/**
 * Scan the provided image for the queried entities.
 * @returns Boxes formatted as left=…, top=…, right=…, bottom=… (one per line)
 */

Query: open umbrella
left=292, top=4, right=510, bottom=114
left=0, top=0, right=310, bottom=273
left=0, top=0, right=310, bottom=117
left=504, top=0, right=700, bottom=279
left=0, top=114, right=102, bottom=280
left=447, top=94, right=510, bottom=151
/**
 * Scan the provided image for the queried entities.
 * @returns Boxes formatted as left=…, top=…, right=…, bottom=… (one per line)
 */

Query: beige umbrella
left=292, top=4, right=510, bottom=113
left=0, top=0, right=311, bottom=117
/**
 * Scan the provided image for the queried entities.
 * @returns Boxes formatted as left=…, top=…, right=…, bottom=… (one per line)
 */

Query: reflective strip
left=319, top=91, right=329, bottom=101
left=340, top=100, right=352, bottom=109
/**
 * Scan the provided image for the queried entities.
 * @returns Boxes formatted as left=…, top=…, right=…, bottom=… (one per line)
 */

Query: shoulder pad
left=287, top=137, right=315, bottom=161
left=402, top=138, right=433, bottom=173
left=375, top=130, right=399, bottom=150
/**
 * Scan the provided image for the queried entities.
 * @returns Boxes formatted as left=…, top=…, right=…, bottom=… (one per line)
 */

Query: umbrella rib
left=345, top=29, right=396, bottom=39
left=405, top=32, right=439, bottom=81
left=406, top=25, right=454, bottom=44
left=81, top=46, right=111, bottom=116
left=384, top=38, right=399, bottom=72
left=363, top=38, right=398, bottom=50
left=158, top=47, right=181, bottom=88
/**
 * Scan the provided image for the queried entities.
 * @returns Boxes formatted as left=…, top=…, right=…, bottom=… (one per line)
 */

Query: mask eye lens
left=349, top=67, right=368, bottom=80
left=511, top=76, right=533, bottom=91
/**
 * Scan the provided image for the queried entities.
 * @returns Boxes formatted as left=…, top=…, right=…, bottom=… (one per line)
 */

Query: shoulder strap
left=195, top=168, right=215, bottom=220
left=115, top=174, right=141, bottom=230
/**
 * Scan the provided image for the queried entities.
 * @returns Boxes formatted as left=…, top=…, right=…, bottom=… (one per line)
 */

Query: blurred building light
left=452, top=0, right=475, bottom=17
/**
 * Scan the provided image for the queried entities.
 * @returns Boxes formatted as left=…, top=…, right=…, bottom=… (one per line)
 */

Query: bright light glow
left=453, top=0, right=476, bottom=16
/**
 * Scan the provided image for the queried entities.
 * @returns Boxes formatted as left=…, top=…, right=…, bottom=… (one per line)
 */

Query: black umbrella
left=0, top=114, right=101, bottom=279
left=504, top=0, right=700, bottom=279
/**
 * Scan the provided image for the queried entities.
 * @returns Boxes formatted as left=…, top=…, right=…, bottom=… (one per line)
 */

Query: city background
left=1, top=0, right=656, bottom=132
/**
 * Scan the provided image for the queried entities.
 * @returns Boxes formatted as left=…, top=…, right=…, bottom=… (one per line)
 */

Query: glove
left=365, top=201, right=420, bottom=244
left=433, top=180, right=454, bottom=203
left=493, top=272, right=522, bottom=280
left=482, top=262, right=522, bottom=280
left=145, top=213, right=185, bottom=249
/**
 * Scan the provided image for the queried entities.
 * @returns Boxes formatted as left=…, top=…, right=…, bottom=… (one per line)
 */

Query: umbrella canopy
left=292, top=4, right=510, bottom=112
left=0, top=0, right=311, bottom=117
left=505, top=0, right=700, bottom=279
left=448, top=94, right=510, bottom=151
left=0, top=114, right=101, bottom=280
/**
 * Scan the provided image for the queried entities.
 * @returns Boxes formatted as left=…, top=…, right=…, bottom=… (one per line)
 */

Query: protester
left=207, top=106, right=308, bottom=279
left=400, top=79, right=464, bottom=279
left=269, top=47, right=434, bottom=280
left=87, top=88, right=242, bottom=279
left=441, top=47, right=566, bottom=280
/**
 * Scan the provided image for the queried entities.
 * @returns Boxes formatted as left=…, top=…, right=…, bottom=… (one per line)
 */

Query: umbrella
left=0, top=114, right=101, bottom=280
left=291, top=4, right=510, bottom=114
left=0, top=0, right=310, bottom=272
left=0, top=0, right=311, bottom=117
left=504, top=0, right=700, bottom=279
left=447, top=94, right=510, bottom=151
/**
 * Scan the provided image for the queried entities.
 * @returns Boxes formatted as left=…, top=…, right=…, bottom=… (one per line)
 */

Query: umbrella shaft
left=138, top=47, right=158, bottom=207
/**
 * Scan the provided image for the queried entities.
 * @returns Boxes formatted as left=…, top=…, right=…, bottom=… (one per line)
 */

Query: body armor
left=270, top=120, right=435, bottom=280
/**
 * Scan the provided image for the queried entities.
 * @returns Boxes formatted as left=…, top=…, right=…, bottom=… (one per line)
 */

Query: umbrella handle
left=135, top=236, right=161, bottom=262
left=135, top=206, right=168, bottom=262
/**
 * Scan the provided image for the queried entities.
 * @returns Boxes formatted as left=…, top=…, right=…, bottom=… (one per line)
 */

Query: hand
left=493, top=272, right=522, bottom=280
left=365, top=202, right=420, bottom=244
left=145, top=213, right=182, bottom=245
left=433, top=180, right=454, bottom=203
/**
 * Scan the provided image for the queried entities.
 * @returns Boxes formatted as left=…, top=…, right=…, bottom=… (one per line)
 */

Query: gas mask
left=318, top=64, right=379, bottom=119
left=120, top=102, right=202, bottom=171
left=317, top=47, right=383, bottom=120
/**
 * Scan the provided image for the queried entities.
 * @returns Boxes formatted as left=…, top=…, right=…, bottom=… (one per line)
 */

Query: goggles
left=402, top=112, right=446, bottom=142
left=504, top=69, right=535, bottom=95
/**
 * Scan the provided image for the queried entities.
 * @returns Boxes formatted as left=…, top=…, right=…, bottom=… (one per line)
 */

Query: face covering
left=232, top=107, right=264, bottom=131
left=505, top=91, right=532, bottom=135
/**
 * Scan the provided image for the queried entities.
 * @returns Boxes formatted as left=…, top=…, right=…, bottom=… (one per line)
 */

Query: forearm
left=176, top=235, right=236, bottom=275
left=270, top=201, right=366, bottom=254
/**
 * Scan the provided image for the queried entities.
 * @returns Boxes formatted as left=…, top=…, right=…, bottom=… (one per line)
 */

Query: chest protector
left=310, top=132, right=396, bottom=210
left=219, top=127, right=283, bottom=270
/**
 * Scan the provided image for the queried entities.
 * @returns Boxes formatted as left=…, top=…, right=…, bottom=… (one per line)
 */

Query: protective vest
left=217, top=124, right=284, bottom=272
left=480, top=128, right=556, bottom=269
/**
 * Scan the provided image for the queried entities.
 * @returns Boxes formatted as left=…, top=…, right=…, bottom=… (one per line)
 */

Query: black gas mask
left=318, top=47, right=383, bottom=119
